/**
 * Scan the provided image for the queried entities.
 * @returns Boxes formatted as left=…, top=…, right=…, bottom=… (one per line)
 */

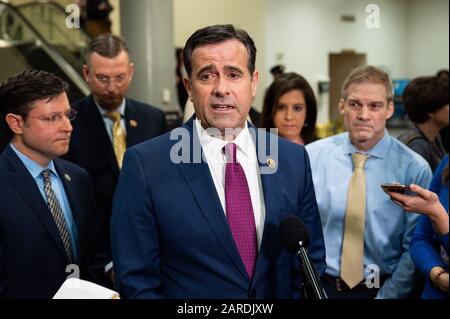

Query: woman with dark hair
left=260, top=72, right=317, bottom=145
left=387, top=155, right=449, bottom=299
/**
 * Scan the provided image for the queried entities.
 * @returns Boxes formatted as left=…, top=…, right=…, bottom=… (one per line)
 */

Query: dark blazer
left=64, top=95, right=167, bottom=253
left=0, top=146, right=108, bottom=299
left=111, top=117, right=326, bottom=299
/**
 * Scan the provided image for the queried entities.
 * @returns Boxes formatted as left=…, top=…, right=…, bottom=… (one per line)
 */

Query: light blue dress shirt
left=306, top=131, right=432, bottom=298
left=94, top=98, right=126, bottom=144
left=10, top=143, right=79, bottom=263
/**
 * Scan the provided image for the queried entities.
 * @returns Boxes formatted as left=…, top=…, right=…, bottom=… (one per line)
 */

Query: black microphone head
left=279, top=215, right=311, bottom=253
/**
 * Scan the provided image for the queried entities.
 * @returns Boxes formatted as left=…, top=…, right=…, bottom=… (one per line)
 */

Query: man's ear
left=338, top=98, right=346, bottom=115
left=251, top=70, right=259, bottom=98
left=128, top=63, right=135, bottom=81
left=82, top=64, right=90, bottom=83
left=5, top=113, right=24, bottom=135
left=386, top=100, right=395, bottom=120
left=183, top=77, right=192, bottom=101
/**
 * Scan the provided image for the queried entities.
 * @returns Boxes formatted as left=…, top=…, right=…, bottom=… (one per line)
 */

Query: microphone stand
left=297, top=240, right=327, bottom=299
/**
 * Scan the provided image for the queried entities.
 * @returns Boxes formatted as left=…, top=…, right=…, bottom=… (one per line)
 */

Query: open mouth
left=212, top=104, right=235, bottom=111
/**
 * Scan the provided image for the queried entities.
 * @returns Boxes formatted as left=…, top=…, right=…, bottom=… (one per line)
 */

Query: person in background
left=261, top=72, right=317, bottom=145
left=387, top=155, right=448, bottom=299
left=175, top=47, right=189, bottom=113
left=64, top=34, right=167, bottom=262
left=306, top=65, right=432, bottom=299
left=436, top=69, right=449, bottom=153
left=85, top=0, right=113, bottom=38
left=270, top=64, right=285, bottom=81
left=398, top=75, right=448, bottom=171
left=0, top=70, right=108, bottom=298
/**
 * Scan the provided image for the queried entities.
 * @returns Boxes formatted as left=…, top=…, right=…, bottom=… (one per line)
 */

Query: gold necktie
left=340, top=153, right=368, bottom=289
left=106, top=111, right=126, bottom=169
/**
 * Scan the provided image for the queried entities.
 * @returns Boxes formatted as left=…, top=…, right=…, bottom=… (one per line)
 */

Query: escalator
left=0, top=0, right=90, bottom=103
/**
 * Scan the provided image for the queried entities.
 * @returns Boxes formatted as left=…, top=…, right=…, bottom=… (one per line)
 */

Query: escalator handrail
left=16, top=0, right=91, bottom=40
left=0, top=0, right=90, bottom=96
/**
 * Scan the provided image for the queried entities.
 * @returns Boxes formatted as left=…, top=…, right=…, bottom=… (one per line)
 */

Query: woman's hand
left=387, top=184, right=449, bottom=235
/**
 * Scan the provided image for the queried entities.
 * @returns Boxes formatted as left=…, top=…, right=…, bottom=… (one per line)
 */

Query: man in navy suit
left=111, top=24, right=325, bottom=299
left=0, top=70, right=108, bottom=298
left=64, top=34, right=167, bottom=257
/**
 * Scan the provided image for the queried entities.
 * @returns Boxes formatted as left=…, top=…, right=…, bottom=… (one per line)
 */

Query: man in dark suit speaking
left=111, top=24, right=326, bottom=299
left=64, top=34, right=167, bottom=258
left=0, top=70, right=108, bottom=298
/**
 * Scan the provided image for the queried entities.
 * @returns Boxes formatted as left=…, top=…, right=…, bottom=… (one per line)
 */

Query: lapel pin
left=129, top=119, right=138, bottom=128
left=267, top=158, right=276, bottom=169
left=64, top=173, right=72, bottom=182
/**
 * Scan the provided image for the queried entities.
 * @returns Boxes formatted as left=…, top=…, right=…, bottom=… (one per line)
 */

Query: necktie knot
left=105, top=111, right=121, bottom=123
left=352, top=153, right=368, bottom=169
left=224, top=143, right=237, bottom=164
left=41, top=169, right=51, bottom=181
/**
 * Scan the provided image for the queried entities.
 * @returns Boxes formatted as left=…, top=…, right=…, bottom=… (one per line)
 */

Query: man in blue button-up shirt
left=306, top=65, right=432, bottom=299
left=0, top=70, right=108, bottom=298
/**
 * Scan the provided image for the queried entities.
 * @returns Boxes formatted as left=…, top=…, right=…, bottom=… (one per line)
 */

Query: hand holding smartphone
left=381, top=183, right=417, bottom=195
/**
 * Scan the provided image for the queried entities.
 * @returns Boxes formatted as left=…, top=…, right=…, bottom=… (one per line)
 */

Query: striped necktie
left=41, top=169, right=74, bottom=264
left=105, top=111, right=127, bottom=168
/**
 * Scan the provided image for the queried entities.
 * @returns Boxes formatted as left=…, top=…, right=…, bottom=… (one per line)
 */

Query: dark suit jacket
left=0, top=146, right=108, bottom=299
left=64, top=95, right=167, bottom=254
left=111, top=117, right=326, bottom=299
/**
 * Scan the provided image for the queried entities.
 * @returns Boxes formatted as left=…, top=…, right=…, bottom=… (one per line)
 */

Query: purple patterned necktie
left=224, top=143, right=257, bottom=278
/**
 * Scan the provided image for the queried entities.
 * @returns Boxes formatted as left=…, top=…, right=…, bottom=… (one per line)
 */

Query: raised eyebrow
left=224, top=65, right=244, bottom=75
left=196, top=65, right=217, bottom=77
left=348, top=99, right=362, bottom=105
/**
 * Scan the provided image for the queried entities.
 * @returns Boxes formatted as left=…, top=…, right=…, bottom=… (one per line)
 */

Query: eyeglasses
left=25, top=109, right=78, bottom=124
left=94, top=74, right=128, bottom=86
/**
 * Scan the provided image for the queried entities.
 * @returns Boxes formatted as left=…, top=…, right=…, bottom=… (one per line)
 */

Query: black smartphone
left=381, top=183, right=411, bottom=194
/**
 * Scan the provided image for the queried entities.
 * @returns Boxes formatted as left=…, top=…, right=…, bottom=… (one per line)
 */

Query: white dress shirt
left=194, top=118, right=266, bottom=247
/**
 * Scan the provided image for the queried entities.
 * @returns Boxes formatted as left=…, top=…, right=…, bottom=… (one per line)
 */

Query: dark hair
left=85, top=33, right=130, bottom=65
left=183, top=24, right=256, bottom=77
left=436, top=69, right=449, bottom=81
left=0, top=70, right=69, bottom=132
left=270, top=65, right=285, bottom=77
left=403, top=76, right=449, bottom=123
left=260, top=72, right=317, bottom=144
left=342, top=65, right=394, bottom=102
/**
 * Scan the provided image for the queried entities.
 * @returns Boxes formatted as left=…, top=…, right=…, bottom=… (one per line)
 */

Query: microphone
left=279, top=215, right=327, bottom=299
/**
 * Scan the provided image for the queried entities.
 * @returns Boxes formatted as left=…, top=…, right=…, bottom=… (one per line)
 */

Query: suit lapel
left=124, top=99, right=139, bottom=147
left=250, top=127, right=283, bottom=281
left=176, top=120, right=249, bottom=280
left=84, top=96, right=119, bottom=175
left=4, top=147, right=68, bottom=260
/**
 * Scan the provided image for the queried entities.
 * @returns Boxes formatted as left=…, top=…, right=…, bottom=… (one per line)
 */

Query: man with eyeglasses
left=64, top=34, right=167, bottom=268
left=0, top=70, right=109, bottom=298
